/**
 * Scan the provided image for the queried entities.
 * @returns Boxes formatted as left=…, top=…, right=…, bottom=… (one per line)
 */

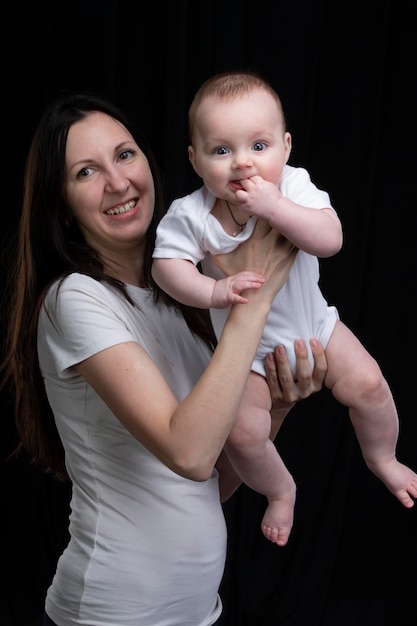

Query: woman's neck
left=102, top=249, right=146, bottom=287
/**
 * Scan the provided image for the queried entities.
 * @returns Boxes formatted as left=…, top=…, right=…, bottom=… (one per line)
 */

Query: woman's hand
left=267, top=339, right=328, bottom=439
left=212, top=219, right=298, bottom=304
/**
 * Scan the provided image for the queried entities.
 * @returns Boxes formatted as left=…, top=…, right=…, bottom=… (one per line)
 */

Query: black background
left=1, top=1, right=416, bottom=625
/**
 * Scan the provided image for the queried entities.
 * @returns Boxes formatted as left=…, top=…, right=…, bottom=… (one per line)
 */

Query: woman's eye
left=120, top=149, right=134, bottom=160
left=253, top=142, right=266, bottom=152
left=77, top=167, right=93, bottom=178
left=215, top=146, right=229, bottom=156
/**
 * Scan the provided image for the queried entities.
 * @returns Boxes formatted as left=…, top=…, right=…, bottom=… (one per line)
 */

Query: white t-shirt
left=38, top=274, right=225, bottom=626
left=153, top=165, right=339, bottom=375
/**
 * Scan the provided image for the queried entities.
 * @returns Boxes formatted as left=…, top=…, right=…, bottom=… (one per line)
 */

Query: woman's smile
left=104, top=199, right=137, bottom=216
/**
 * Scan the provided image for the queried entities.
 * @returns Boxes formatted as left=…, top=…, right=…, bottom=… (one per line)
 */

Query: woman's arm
left=77, top=221, right=297, bottom=481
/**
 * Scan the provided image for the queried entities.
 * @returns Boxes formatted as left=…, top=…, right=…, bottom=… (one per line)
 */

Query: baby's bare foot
left=369, top=458, right=417, bottom=508
left=261, top=486, right=296, bottom=547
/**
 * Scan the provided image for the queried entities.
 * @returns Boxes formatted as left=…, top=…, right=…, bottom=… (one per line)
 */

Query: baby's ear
left=188, top=145, right=200, bottom=176
left=284, top=132, right=292, bottom=163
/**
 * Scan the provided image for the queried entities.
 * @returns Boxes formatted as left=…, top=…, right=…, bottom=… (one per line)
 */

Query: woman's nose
left=105, top=168, right=129, bottom=193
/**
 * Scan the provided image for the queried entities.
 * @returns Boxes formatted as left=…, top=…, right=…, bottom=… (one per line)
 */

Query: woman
left=1, top=93, right=326, bottom=626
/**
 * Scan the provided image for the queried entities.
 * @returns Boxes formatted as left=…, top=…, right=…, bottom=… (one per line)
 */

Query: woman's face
left=64, top=111, right=155, bottom=257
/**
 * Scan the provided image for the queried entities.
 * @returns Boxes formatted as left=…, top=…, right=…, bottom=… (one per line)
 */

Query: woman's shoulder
left=43, top=273, right=121, bottom=312
left=40, top=273, right=142, bottom=345
left=50, top=272, right=115, bottom=292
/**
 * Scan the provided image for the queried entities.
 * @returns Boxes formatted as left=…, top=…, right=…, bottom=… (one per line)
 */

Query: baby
left=152, top=71, right=417, bottom=546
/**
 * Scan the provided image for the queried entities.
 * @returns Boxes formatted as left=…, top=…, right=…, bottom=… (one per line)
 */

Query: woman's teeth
left=105, top=200, right=136, bottom=215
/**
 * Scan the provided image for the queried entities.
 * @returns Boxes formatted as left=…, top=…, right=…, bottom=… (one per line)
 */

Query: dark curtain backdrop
left=2, top=1, right=416, bottom=625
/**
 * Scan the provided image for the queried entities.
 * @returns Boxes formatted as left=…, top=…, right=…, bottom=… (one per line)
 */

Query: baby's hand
left=211, top=271, right=265, bottom=308
left=235, top=175, right=282, bottom=220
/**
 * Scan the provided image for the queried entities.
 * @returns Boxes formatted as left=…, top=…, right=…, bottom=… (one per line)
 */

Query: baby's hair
left=189, top=70, right=286, bottom=142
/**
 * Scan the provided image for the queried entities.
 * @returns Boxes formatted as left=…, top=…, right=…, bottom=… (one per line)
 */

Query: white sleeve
left=281, top=165, right=336, bottom=212
left=153, top=196, right=207, bottom=264
left=39, top=276, right=135, bottom=375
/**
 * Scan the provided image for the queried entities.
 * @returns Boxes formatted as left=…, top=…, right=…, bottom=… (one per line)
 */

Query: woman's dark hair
left=1, top=92, right=215, bottom=479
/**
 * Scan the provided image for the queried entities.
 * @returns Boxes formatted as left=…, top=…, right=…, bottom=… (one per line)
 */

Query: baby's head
left=188, top=71, right=287, bottom=145
left=188, top=71, right=291, bottom=195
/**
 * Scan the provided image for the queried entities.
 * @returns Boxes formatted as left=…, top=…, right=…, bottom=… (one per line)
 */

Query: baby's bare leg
left=325, top=321, right=417, bottom=508
left=224, top=372, right=296, bottom=546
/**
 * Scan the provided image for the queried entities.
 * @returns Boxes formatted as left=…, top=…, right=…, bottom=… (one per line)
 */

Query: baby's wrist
left=266, top=195, right=289, bottom=225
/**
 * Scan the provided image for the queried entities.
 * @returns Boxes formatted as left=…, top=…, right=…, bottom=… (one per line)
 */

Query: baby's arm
left=152, top=258, right=264, bottom=308
left=266, top=197, right=342, bottom=257
left=235, top=176, right=343, bottom=257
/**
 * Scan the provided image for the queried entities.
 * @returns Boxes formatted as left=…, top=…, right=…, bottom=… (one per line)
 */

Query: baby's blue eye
left=253, top=142, right=266, bottom=151
left=215, top=146, right=229, bottom=155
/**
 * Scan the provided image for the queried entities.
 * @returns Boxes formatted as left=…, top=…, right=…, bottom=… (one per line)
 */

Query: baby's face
left=188, top=88, right=291, bottom=199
